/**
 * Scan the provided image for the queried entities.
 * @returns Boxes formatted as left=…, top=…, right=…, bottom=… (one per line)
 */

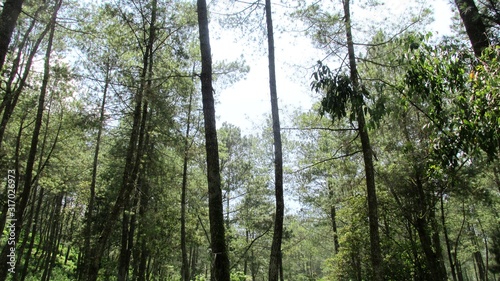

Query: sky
left=210, top=0, right=455, bottom=135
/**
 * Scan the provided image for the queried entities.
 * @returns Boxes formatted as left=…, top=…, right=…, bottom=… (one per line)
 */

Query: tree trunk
left=190, top=244, right=199, bottom=279
left=0, top=0, right=25, bottom=70
left=453, top=0, right=489, bottom=57
left=134, top=142, right=150, bottom=281
left=118, top=205, right=133, bottom=281
left=88, top=82, right=148, bottom=281
left=431, top=210, right=448, bottom=279
left=41, top=193, right=64, bottom=281
left=328, top=182, right=340, bottom=254
left=469, top=223, right=486, bottom=281
left=413, top=171, right=447, bottom=281
left=493, top=166, right=500, bottom=193
left=341, top=1, right=383, bottom=280
left=86, top=0, right=156, bottom=279
left=80, top=59, right=109, bottom=281
left=136, top=174, right=150, bottom=281
left=19, top=186, right=43, bottom=281
left=264, top=1, right=284, bottom=280
left=181, top=86, right=194, bottom=281
left=442, top=194, right=458, bottom=281
left=196, top=1, right=230, bottom=280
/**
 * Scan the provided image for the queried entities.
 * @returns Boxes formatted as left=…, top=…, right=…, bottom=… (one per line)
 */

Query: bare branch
left=293, top=150, right=362, bottom=174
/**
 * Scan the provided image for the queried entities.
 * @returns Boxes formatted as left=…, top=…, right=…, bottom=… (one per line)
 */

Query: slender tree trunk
left=196, top=1, right=230, bottom=280
left=453, top=0, right=489, bottom=57
left=190, top=244, right=198, bottom=279
left=41, top=193, right=64, bottom=281
left=181, top=86, right=194, bottom=281
left=431, top=210, right=448, bottom=279
left=17, top=89, right=61, bottom=278
left=493, top=166, right=500, bottom=193
left=118, top=204, right=133, bottom=281
left=20, top=158, right=44, bottom=281
left=86, top=0, right=155, bottom=279
left=89, top=82, right=147, bottom=281
left=341, top=1, right=383, bottom=280
left=469, top=223, right=486, bottom=281
left=456, top=258, right=465, bottom=281
left=414, top=172, right=446, bottom=281
left=63, top=206, right=77, bottom=266
left=80, top=60, right=109, bottom=281
left=476, top=217, right=489, bottom=281
left=244, top=230, right=249, bottom=275
left=136, top=186, right=150, bottom=281
left=131, top=130, right=151, bottom=281
left=442, top=194, right=458, bottom=281
left=0, top=0, right=25, bottom=70
left=328, top=182, right=340, bottom=254
left=264, top=1, right=284, bottom=280
left=0, top=1, right=61, bottom=278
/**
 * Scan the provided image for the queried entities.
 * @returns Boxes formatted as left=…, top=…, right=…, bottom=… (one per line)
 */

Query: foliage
left=401, top=42, right=500, bottom=164
left=311, top=61, right=365, bottom=123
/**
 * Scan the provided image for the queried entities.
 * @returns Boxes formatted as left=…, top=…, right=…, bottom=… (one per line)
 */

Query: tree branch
left=293, top=150, right=362, bottom=174
left=230, top=225, right=272, bottom=270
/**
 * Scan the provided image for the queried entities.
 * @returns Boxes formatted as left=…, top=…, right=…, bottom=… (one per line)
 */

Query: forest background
left=0, top=0, right=499, bottom=280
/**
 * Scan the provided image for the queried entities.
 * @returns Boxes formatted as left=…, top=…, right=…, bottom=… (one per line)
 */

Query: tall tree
left=80, top=57, right=110, bottom=281
left=196, top=0, right=230, bottom=280
left=310, top=1, right=384, bottom=279
left=264, top=1, right=284, bottom=280
left=86, top=0, right=157, bottom=279
left=341, top=1, right=383, bottom=279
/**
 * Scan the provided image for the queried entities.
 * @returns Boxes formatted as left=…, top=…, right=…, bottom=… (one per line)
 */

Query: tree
left=196, top=0, right=230, bottom=280
left=340, top=2, right=383, bottom=278
left=310, top=1, right=383, bottom=279
left=85, top=0, right=157, bottom=279
left=264, top=1, right=284, bottom=280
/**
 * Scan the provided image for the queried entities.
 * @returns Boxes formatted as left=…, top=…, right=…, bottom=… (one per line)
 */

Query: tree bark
left=0, top=0, right=25, bottom=70
left=453, top=0, right=490, bottom=57
left=118, top=203, right=133, bottom=281
left=135, top=174, right=150, bottom=281
left=196, top=0, right=231, bottom=280
left=264, top=1, right=284, bottom=280
left=341, top=1, right=383, bottom=280
left=181, top=85, right=194, bottom=281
